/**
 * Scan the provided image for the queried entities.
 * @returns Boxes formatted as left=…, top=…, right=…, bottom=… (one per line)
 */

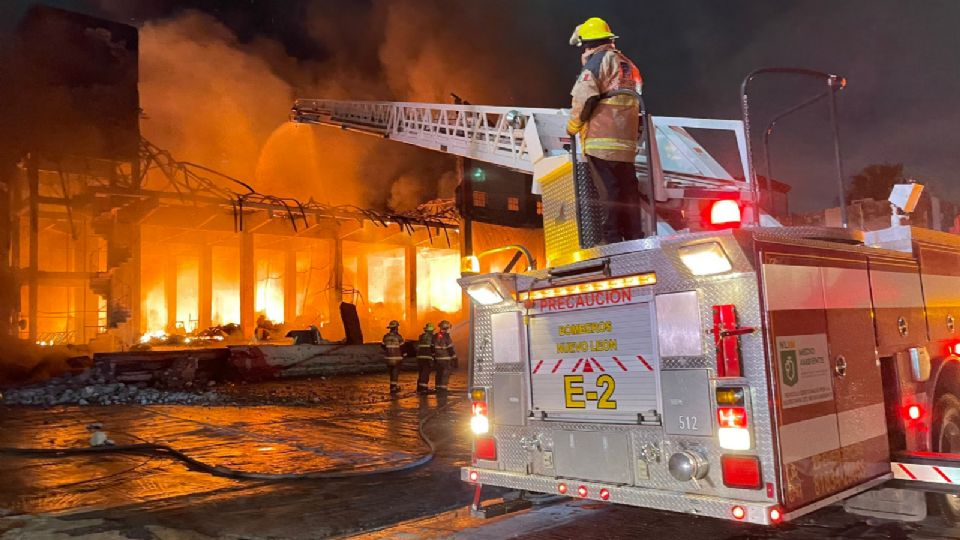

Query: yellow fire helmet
left=569, top=17, right=617, bottom=46
left=424, top=323, right=435, bottom=332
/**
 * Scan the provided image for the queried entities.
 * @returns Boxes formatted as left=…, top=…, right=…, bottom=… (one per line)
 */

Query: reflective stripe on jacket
left=417, top=332, right=435, bottom=360
left=382, top=332, right=404, bottom=361
left=570, top=44, right=643, bottom=163
left=433, top=331, right=456, bottom=361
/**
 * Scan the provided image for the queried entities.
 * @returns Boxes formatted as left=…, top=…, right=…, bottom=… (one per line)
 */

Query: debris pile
left=1, top=364, right=221, bottom=406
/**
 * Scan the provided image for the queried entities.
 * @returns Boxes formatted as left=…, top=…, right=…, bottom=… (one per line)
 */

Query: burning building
left=0, top=6, right=543, bottom=352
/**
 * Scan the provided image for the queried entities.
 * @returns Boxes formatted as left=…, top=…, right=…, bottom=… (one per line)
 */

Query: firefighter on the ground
left=566, top=16, right=645, bottom=244
left=433, top=320, right=457, bottom=394
left=416, top=323, right=436, bottom=394
left=381, top=320, right=404, bottom=394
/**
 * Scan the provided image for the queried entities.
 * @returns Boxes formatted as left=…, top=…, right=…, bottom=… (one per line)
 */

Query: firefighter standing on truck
left=381, top=320, right=404, bottom=394
left=416, top=323, right=436, bottom=394
left=433, top=320, right=457, bottom=394
left=566, top=16, right=645, bottom=244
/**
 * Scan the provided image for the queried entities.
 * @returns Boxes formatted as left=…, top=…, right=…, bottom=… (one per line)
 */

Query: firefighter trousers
left=434, top=359, right=451, bottom=392
left=588, top=156, right=645, bottom=243
left=416, top=358, right=433, bottom=392
left=385, top=360, right=401, bottom=390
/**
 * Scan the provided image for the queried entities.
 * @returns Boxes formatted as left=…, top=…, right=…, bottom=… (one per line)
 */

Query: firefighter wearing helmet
left=567, top=17, right=645, bottom=244
left=416, top=322, right=436, bottom=394
left=432, top=320, right=457, bottom=394
left=381, top=320, right=404, bottom=394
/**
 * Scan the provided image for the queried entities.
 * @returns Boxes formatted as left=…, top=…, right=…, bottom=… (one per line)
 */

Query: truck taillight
left=712, top=305, right=743, bottom=377
left=474, top=437, right=497, bottom=461
left=717, top=387, right=751, bottom=450
left=721, top=455, right=762, bottom=489
left=470, top=387, right=490, bottom=435
left=717, top=407, right=747, bottom=428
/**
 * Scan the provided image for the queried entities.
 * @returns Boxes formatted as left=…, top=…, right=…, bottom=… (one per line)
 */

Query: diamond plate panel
left=540, top=162, right=580, bottom=265
left=574, top=160, right=604, bottom=250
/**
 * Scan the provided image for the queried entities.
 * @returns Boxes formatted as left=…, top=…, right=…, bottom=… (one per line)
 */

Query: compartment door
left=763, top=259, right=842, bottom=510
left=821, top=263, right=889, bottom=488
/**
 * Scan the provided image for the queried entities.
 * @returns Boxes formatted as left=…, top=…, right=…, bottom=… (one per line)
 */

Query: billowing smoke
left=129, top=2, right=564, bottom=212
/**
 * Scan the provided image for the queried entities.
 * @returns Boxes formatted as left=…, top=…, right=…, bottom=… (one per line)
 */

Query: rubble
left=0, top=364, right=221, bottom=407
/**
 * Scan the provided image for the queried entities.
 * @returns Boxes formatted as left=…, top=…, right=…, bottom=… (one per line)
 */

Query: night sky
left=3, top=0, right=959, bottom=212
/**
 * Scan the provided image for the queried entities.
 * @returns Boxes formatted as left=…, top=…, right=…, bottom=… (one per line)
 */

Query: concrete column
left=73, top=218, right=88, bottom=343
left=240, top=231, right=255, bottom=338
left=405, top=243, right=417, bottom=330
left=327, top=236, right=342, bottom=332
left=164, top=254, right=177, bottom=332
left=284, top=248, right=297, bottom=325
left=27, top=155, right=38, bottom=342
left=356, top=245, right=368, bottom=336
left=198, top=241, right=212, bottom=331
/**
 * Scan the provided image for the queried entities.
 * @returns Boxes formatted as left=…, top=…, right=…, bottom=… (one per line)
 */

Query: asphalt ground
left=1, top=369, right=960, bottom=539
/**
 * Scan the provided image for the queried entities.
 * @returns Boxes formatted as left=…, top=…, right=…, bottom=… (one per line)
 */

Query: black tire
left=930, top=392, right=960, bottom=525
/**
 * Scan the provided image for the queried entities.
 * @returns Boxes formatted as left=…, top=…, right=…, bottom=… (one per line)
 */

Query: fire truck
left=290, top=69, right=960, bottom=525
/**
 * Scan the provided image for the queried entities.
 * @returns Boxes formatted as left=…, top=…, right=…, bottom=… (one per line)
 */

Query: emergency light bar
left=518, top=273, right=656, bottom=302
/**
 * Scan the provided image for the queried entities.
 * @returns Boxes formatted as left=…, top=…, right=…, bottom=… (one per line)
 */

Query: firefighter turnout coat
left=381, top=331, right=404, bottom=365
left=433, top=331, right=457, bottom=364
left=417, top=332, right=435, bottom=363
left=568, top=44, right=643, bottom=163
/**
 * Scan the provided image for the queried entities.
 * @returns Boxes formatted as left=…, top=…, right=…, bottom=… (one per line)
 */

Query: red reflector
left=721, top=454, right=762, bottom=489
left=907, top=404, right=922, bottom=421
left=472, top=401, right=488, bottom=416
left=769, top=507, right=782, bottom=523
left=577, top=485, right=588, bottom=498
left=599, top=488, right=610, bottom=500
left=731, top=505, right=746, bottom=520
left=717, top=407, right=748, bottom=428
left=558, top=483, right=567, bottom=494
left=468, top=470, right=479, bottom=482
left=710, top=200, right=742, bottom=226
left=474, top=437, right=497, bottom=461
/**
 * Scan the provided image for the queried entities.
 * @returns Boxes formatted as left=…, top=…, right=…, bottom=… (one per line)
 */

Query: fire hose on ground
left=0, top=393, right=461, bottom=481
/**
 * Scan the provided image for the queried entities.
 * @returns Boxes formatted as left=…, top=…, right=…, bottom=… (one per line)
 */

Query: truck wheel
left=931, top=393, right=960, bottom=524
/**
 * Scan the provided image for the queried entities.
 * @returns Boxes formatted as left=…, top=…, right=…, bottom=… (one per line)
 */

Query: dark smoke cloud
left=8, top=0, right=960, bottom=212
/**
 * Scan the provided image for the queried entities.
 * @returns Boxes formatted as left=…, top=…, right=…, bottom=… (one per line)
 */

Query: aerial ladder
left=290, top=99, right=760, bottom=265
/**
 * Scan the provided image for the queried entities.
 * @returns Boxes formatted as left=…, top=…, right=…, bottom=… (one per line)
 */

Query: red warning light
left=557, top=483, right=568, bottom=495
left=468, top=470, right=479, bottom=482
left=710, top=200, right=742, bottom=227
left=577, top=485, right=588, bottom=498
left=952, top=343, right=960, bottom=356
left=769, top=507, right=782, bottom=523
left=731, top=506, right=746, bottom=520
left=907, top=404, right=922, bottom=421
left=599, top=488, right=610, bottom=501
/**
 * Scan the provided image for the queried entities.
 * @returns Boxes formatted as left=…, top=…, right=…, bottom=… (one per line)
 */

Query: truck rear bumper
left=461, top=467, right=780, bottom=525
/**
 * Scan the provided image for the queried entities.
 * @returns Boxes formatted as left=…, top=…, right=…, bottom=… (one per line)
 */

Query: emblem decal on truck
left=776, top=334, right=832, bottom=409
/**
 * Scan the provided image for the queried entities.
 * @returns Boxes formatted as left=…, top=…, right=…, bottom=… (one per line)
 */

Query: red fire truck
left=291, top=69, right=960, bottom=525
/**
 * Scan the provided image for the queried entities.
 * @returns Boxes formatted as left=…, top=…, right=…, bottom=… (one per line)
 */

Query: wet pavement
left=360, top=498, right=960, bottom=540
left=3, top=369, right=960, bottom=539
left=0, top=370, right=481, bottom=538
